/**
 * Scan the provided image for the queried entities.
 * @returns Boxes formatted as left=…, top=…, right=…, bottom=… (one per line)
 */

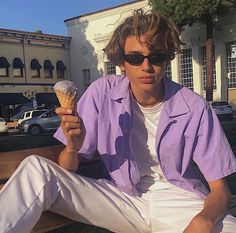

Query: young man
left=0, top=10, right=236, bottom=233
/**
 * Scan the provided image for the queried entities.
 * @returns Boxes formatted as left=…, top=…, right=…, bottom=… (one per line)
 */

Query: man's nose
left=141, top=57, right=153, bottom=71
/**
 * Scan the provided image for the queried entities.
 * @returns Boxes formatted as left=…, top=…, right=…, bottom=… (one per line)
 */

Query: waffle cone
left=55, top=90, right=77, bottom=108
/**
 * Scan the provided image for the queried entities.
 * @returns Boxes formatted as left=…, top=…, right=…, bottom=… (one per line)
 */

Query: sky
left=0, top=0, right=135, bottom=36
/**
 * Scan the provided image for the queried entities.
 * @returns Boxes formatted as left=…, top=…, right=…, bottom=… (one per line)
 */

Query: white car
left=0, top=118, right=8, bottom=135
left=17, top=109, right=48, bottom=126
left=210, top=101, right=233, bottom=121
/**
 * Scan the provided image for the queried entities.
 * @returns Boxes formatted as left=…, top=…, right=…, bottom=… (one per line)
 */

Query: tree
left=35, top=30, right=43, bottom=34
left=149, top=0, right=235, bottom=101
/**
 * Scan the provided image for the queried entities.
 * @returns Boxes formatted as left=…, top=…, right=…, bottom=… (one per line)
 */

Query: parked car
left=0, top=118, right=8, bottom=135
left=18, top=108, right=60, bottom=135
left=18, top=109, right=48, bottom=126
left=210, top=101, right=234, bottom=121
left=10, top=102, right=34, bottom=121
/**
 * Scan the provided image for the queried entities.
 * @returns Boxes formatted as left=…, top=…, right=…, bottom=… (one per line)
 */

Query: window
left=226, top=41, right=236, bottom=88
left=166, top=63, right=172, bottom=79
left=82, top=69, right=90, bottom=89
left=32, top=111, right=47, bottom=117
left=44, top=60, right=54, bottom=78
left=105, top=62, right=116, bottom=75
left=56, top=61, right=67, bottom=79
left=43, top=111, right=56, bottom=118
left=180, top=49, right=193, bottom=90
left=0, top=57, right=10, bottom=77
left=202, top=47, right=216, bottom=89
left=13, top=57, right=25, bottom=77
left=31, top=59, right=41, bottom=78
left=25, top=112, right=31, bottom=118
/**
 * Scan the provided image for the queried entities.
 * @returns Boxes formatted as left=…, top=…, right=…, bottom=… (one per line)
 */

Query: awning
left=36, top=93, right=59, bottom=106
left=0, top=57, right=10, bottom=68
left=31, top=59, right=42, bottom=70
left=0, top=93, right=30, bottom=104
left=44, top=60, right=54, bottom=70
left=56, top=61, right=67, bottom=70
left=13, top=57, right=25, bottom=68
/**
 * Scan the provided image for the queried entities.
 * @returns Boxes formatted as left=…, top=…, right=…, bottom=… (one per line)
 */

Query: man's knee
left=20, top=154, right=51, bottom=175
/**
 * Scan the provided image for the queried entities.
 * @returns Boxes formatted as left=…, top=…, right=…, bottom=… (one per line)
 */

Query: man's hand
left=183, top=179, right=231, bottom=233
left=55, top=107, right=85, bottom=152
left=183, top=214, right=213, bottom=233
left=55, top=107, right=86, bottom=172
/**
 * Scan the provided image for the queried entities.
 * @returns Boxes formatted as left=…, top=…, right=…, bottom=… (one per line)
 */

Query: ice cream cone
left=55, top=90, right=77, bottom=109
left=53, top=80, right=78, bottom=110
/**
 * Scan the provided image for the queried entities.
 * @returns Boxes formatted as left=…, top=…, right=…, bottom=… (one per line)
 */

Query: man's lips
left=139, top=76, right=155, bottom=84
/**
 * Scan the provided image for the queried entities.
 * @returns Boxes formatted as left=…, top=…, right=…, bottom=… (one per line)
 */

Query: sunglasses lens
left=149, top=53, right=167, bottom=64
left=124, top=53, right=167, bottom=66
left=124, top=54, right=144, bottom=65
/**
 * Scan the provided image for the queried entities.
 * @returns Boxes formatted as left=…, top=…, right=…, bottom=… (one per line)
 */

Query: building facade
left=0, top=29, right=71, bottom=120
left=65, top=0, right=236, bottom=110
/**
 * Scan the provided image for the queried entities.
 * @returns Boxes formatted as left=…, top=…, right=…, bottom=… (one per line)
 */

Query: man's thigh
left=149, top=187, right=236, bottom=233
left=46, top=164, right=151, bottom=233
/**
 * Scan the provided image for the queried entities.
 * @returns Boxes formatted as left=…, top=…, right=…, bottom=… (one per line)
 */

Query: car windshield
left=212, top=101, right=229, bottom=106
left=41, top=110, right=56, bottom=118
left=32, top=111, right=46, bottom=117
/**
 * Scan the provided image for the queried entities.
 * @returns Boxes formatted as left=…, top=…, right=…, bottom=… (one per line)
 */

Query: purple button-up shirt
left=54, top=75, right=236, bottom=198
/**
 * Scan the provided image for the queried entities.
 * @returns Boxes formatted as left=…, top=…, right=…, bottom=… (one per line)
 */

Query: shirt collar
left=162, top=76, right=190, bottom=117
left=105, top=75, right=130, bottom=101
left=105, top=74, right=190, bottom=117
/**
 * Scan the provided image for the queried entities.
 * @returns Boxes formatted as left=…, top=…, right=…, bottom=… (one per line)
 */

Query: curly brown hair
left=103, top=9, right=183, bottom=66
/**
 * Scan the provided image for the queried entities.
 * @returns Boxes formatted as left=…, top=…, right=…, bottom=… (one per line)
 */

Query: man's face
left=120, top=35, right=167, bottom=100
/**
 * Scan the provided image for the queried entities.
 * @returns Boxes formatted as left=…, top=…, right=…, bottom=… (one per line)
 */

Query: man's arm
left=184, top=179, right=232, bottom=233
left=55, top=107, right=86, bottom=172
left=58, top=146, right=80, bottom=172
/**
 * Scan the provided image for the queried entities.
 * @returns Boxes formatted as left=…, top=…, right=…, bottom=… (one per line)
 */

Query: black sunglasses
left=124, top=53, right=167, bottom=66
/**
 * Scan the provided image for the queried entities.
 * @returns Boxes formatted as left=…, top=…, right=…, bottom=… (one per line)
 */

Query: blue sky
left=0, top=0, right=134, bottom=36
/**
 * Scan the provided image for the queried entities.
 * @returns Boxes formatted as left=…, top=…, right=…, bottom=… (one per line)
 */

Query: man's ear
left=120, top=64, right=126, bottom=74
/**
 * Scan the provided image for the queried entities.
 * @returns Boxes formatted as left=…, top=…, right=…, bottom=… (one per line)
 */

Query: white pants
left=0, top=155, right=235, bottom=233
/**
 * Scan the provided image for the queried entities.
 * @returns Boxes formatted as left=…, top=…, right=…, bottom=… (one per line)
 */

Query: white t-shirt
left=130, top=96, right=174, bottom=191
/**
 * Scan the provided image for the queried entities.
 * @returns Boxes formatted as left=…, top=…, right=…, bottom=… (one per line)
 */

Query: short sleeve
left=193, top=103, right=236, bottom=181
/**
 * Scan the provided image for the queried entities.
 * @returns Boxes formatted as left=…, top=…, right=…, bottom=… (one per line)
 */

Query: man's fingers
left=68, top=128, right=83, bottom=135
left=61, top=115, right=80, bottom=123
left=55, top=107, right=73, bottom=115
left=64, top=121, right=82, bottom=130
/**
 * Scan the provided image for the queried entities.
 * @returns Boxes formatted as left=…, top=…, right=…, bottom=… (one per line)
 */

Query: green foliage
left=35, top=29, right=43, bottom=34
left=149, top=0, right=235, bottom=29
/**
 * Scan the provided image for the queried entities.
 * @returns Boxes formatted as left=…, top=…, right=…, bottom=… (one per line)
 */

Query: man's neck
left=130, top=83, right=164, bottom=107
left=136, top=95, right=163, bottom=107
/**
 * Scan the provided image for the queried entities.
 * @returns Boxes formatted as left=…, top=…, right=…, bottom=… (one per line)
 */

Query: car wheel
left=29, top=124, right=42, bottom=135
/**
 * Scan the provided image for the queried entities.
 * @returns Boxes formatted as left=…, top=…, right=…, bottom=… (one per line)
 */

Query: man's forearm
left=58, top=146, right=80, bottom=172
left=184, top=179, right=232, bottom=233
left=198, top=186, right=232, bottom=225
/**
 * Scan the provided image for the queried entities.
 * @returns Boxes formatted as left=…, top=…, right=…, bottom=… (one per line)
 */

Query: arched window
left=13, top=57, right=25, bottom=77
left=31, top=59, right=42, bottom=78
left=56, top=61, right=67, bottom=79
left=44, top=60, right=54, bottom=78
left=0, top=56, right=10, bottom=77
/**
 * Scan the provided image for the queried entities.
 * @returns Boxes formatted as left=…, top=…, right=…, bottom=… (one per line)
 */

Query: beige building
left=65, top=0, right=236, bottom=110
left=0, top=28, right=71, bottom=120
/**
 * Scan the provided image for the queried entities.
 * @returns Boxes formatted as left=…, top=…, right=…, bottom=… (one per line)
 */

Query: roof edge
left=0, top=27, right=70, bottom=39
left=64, top=0, right=145, bottom=22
